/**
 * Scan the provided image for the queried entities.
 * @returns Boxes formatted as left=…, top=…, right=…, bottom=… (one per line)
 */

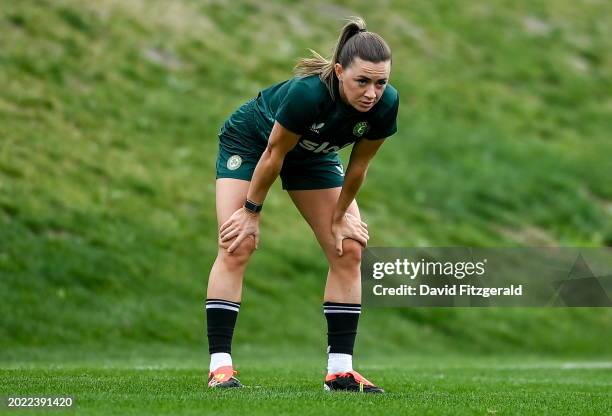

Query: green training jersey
left=220, top=74, right=399, bottom=160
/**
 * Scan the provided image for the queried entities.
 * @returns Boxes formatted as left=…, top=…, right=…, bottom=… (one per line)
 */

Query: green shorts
left=215, top=133, right=345, bottom=191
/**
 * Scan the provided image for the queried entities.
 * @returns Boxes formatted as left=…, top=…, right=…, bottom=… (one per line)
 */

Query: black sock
left=323, top=302, right=361, bottom=354
left=206, top=298, right=241, bottom=354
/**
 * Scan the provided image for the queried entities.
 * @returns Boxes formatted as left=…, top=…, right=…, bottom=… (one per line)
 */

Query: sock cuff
left=323, top=302, right=361, bottom=314
left=206, top=298, right=241, bottom=311
left=323, top=302, right=361, bottom=307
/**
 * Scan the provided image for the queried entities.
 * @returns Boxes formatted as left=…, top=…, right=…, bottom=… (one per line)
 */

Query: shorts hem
left=281, top=181, right=344, bottom=191
left=216, top=173, right=253, bottom=182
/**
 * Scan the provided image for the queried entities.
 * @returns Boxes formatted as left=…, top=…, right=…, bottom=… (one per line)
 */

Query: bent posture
left=206, top=17, right=399, bottom=393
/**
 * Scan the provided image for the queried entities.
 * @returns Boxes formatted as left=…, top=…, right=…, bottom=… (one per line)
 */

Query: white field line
left=362, top=361, right=612, bottom=371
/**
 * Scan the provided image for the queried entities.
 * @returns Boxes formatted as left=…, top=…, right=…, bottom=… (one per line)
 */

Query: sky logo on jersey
left=298, top=140, right=352, bottom=154
left=309, top=122, right=325, bottom=133
left=353, top=121, right=370, bottom=137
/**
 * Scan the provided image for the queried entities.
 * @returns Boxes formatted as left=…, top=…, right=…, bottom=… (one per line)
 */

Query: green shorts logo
left=353, top=121, right=370, bottom=137
left=227, top=155, right=242, bottom=170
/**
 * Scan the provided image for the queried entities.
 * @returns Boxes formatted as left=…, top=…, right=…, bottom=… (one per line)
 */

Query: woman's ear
left=334, top=63, right=343, bottom=81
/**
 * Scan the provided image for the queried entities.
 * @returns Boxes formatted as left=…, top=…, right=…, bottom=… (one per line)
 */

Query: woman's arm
left=219, top=122, right=299, bottom=252
left=331, top=137, right=385, bottom=255
left=333, top=138, right=385, bottom=221
left=247, top=122, right=300, bottom=204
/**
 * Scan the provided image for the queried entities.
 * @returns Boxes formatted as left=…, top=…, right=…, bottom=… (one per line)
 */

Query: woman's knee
left=330, top=239, right=363, bottom=268
left=217, top=236, right=257, bottom=269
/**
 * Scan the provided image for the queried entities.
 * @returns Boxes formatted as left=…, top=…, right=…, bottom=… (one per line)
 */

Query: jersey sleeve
left=365, top=92, right=399, bottom=140
left=275, top=79, right=321, bottom=135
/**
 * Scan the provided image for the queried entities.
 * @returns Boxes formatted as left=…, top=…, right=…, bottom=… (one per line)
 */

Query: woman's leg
left=288, top=188, right=364, bottom=376
left=206, top=178, right=256, bottom=378
left=288, top=188, right=363, bottom=303
left=207, top=178, right=256, bottom=301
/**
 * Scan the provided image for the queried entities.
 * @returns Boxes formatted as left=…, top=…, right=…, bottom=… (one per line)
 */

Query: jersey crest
left=227, top=155, right=242, bottom=170
left=353, top=121, right=370, bottom=138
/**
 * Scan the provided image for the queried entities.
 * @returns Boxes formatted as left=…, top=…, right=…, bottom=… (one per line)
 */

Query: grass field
left=1, top=0, right=610, bottom=357
left=1, top=1, right=611, bottom=414
left=2, top=349, right=611, bottom=415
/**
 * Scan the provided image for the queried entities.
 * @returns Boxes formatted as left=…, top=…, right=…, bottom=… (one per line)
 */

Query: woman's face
left=335, top=57, right=391, bottom=112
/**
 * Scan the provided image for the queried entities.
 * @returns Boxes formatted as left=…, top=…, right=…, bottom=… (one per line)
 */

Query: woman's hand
left=219, top=208, right=261, bottom=253
left=331, top=213, right=369, bottom=256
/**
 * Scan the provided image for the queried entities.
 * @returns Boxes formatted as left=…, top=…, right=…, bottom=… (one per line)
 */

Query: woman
left=206, top=17, right=398, bottom=393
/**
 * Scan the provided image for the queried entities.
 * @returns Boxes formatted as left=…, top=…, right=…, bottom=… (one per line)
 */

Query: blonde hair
left=294, top=17, right=392, bottom=99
